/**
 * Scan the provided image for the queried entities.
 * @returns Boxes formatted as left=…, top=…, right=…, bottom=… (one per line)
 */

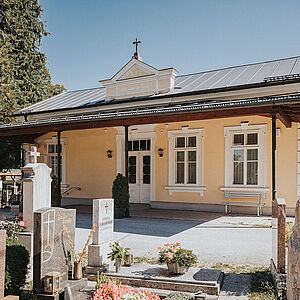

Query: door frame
left=116, top=125, right=156, bottom=203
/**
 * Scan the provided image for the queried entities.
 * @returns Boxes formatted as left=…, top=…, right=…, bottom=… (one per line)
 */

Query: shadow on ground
left=76, top=212, right=206, bottom=237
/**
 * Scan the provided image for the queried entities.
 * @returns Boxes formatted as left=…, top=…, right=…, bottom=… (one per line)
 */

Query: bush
left=112, top=173, right=129, bottom=211
left=0, top=216, right=25, bottom=239
left=5, top=237, right=29, bottom=295
left=51, top=175, right=61, bottom=207
left=165, top=292, right=194, bottom=300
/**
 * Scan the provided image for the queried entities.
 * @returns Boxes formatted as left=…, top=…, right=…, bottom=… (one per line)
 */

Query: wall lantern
left=158, top=148, right=163, bottom=157
left=107, top=149, right=113, bottom=158
left=44, top=272, right=61, bottom=294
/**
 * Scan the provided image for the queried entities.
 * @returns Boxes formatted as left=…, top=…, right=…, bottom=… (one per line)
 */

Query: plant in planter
left=158, top=242, right=197, bottom=274
left=107, top=241, right=129, bottom=272
left=112, top=173, right=129, bottom=219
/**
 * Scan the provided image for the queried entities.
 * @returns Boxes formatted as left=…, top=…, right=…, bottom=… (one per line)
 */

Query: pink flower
left=167, top=252, right=173, bottom=259
left=18, top=221, right=24, bottom=227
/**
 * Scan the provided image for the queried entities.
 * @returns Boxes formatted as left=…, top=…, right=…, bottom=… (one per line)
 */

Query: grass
left=249, top=270, right=275, bottom=300
left=134, top=256, right=159, bottom=265
left=210, top=263, right=268, bottom=274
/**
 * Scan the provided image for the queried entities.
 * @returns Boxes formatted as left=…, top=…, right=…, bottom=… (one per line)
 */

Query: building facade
left=1, top=50, right=300, bottom=215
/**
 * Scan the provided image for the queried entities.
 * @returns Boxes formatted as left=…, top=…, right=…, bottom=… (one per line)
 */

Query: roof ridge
left=176, top=55, right=300, bottom=79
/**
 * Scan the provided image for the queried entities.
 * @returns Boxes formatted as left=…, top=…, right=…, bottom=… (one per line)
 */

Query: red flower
left=18, top=221, right=24, bottom=227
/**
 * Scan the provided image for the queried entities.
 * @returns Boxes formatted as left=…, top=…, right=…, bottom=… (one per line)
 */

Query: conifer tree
left=0, top=0, right=65, bottom=169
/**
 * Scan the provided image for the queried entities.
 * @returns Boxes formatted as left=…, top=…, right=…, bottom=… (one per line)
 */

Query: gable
left=101, top=58, right=178, bottom=101
left=118, top=65, right=154, bottom=80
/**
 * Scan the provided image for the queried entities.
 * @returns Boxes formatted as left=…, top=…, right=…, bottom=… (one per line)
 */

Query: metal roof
left=3, top=93, right=300, bottom=131
left=18, top=56, right=300, bottom=115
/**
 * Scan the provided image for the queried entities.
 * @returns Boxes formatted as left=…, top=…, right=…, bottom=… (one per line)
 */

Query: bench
left=222, top=191, right=266, bottom=216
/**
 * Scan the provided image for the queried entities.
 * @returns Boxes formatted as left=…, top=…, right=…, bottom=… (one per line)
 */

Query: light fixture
left=44, top=272, right=61, bottom=294
left=107, top=149, right=112, bottom=158
left=158, top=148, right=163, bottom=157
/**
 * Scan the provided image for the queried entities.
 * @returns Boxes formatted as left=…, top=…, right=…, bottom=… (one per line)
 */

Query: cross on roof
left=132, top=37, right=142, bottom=60
left=29, top=146, right=40, bottom=164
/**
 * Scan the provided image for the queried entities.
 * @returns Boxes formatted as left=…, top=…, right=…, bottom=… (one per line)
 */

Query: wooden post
left=124, top=125, right=129, bottom=179
left=272, top=113, right=277, bottom=202
left=57, top=131, right=62, bottom=206
left=277, top=198, right=286, bottom=273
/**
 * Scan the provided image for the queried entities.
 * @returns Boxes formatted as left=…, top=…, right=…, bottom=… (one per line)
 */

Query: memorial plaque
left=93, top=199, right=114, bottom=245
left=33, top=207, right=76, bottom=292
left=88, top=199, right=114, bottom=267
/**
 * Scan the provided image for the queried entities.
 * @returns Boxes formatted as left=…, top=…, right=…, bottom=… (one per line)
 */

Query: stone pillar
left=287, top=198, right=300, bottom=299
left=21, top=162, right=52, bottom=231
left=272, top=198, right=286, bottom=273
left=0, top=230, right=6, bottom=299
left=88, top=199, right=114, bottom=271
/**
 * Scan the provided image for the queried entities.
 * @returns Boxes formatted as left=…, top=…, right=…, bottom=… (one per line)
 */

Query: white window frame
left=166, top=127, right=205, bottom=196
left=224, top=123, right=267, bottom=190
left=43, top=138, right=67, bottom=185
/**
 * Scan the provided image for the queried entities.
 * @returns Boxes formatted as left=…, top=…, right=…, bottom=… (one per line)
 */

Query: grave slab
left=33, top=207, right=76, bottom=293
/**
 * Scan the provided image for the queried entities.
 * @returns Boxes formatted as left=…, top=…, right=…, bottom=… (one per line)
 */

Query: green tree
left=0, top=0, right=65, bottom=169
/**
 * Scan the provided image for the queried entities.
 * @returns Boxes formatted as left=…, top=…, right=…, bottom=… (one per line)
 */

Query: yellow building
left=1, top=47, right=300, bottom=216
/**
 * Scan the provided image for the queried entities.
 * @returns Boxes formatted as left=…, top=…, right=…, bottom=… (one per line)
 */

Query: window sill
left=220, top=187, right=269, bottom=192
left=165, top=185, right=206, bottom=196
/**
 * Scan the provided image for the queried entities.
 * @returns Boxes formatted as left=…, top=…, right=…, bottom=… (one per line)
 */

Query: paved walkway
left=74, top=208, right=291, bottom=267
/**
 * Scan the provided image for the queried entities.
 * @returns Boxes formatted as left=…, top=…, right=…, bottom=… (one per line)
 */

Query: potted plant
left=123, top=247, right=133, bottom=266
left=107, top=242, right=128, bottom=272
left=112, top=173, right=129, bottom=219
left=158, top=242, right=197, bottom=274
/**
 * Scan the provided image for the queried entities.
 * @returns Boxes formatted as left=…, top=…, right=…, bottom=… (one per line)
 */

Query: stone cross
left=0, top=230, right=6, bottom=299
left=29, top=146, right=40, bottom=164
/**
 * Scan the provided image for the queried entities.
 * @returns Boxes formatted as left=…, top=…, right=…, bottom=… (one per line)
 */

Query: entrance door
left=128, top=151, right=151, bottom=204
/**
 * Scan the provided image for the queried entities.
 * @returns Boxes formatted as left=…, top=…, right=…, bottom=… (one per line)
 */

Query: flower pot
left=115, top=258, right=122, bottom=272
left=167, top=262, right=187, bottom=274
left=74, top=261, right=82, bottom=280
left=123, top=254, right=133, bottom=266
left=114, top=208, right=125, bottom=219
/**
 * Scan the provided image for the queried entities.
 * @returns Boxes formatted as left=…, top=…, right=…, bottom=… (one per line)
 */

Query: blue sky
left=39, top=0, right=300, bottom=91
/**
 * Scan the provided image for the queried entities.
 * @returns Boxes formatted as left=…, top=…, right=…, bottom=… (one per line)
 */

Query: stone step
left=87, top=271, right=224, bottom=296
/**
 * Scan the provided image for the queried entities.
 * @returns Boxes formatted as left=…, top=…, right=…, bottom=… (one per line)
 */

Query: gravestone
left=287, top=198, right=300, bottom=299
left=22, top=146, right=52, bottom=231
left=0, top=230, right=6, bottom=299
left=88, top=199, right=114, bottom=269
left=33, top=207, right=76, bottom=293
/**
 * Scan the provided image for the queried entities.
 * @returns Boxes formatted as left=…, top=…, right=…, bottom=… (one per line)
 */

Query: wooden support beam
left=277, top=106, right=292, bottom=128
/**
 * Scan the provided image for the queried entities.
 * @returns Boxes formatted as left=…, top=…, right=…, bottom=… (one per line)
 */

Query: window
left=167, top=128, right=204, bottom=192
left=232, top=133, right=258, bottom=185
left=175, top=136, right=197, bottom=184
left=224, top=124, right=267, bottom=188
left=47, top=144, right=62, bottom=178
left=128, top=139, right=151, bottom=151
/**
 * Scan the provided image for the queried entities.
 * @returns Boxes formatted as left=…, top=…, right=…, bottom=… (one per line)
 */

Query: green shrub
left=51, top=175, right=61, bottom=207
left=5, top=237, right=29, bottom=295
left=165, top=292, right=194, bottom=300
left=112, top=173, right=129, bottom=211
